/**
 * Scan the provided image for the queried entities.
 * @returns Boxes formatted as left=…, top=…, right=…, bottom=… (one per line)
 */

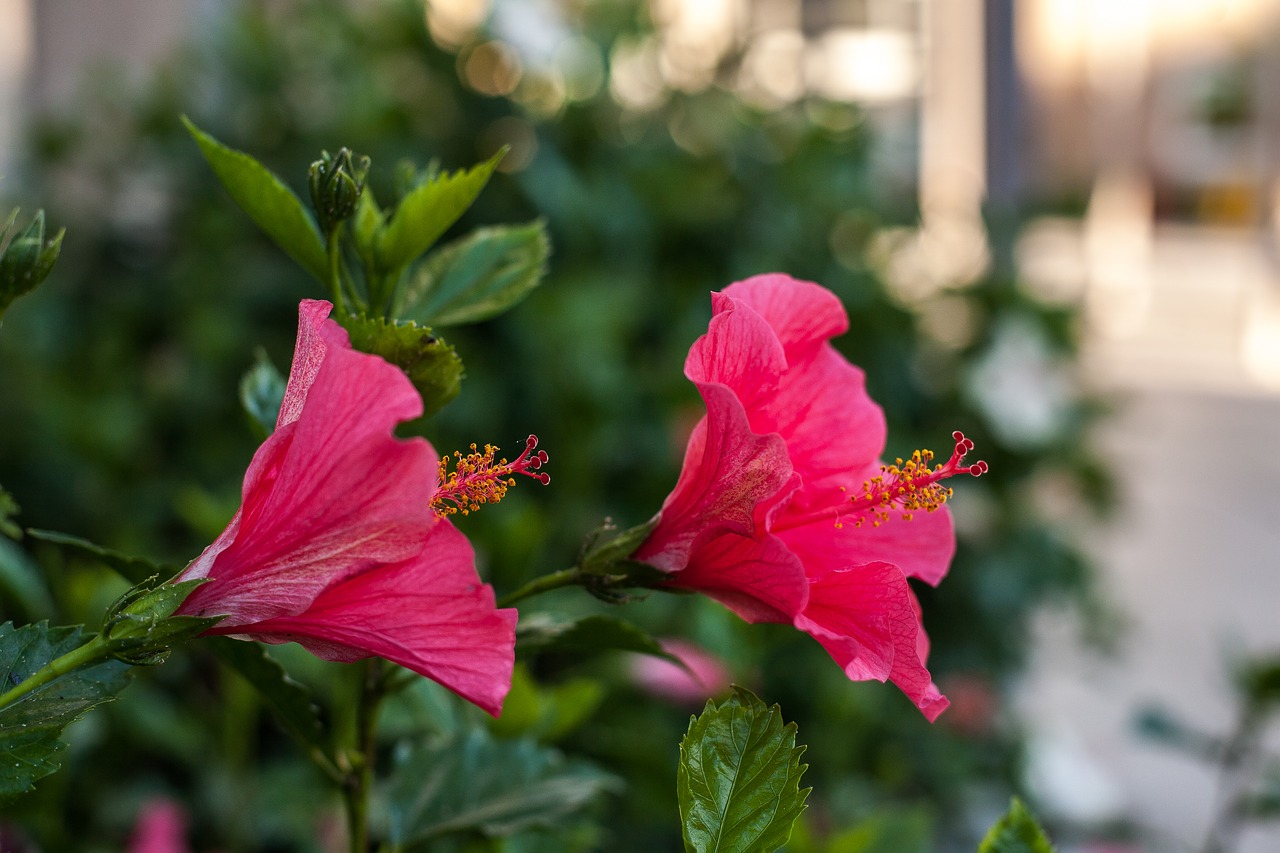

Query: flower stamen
left=431, top=434, right=550, bottom=517
left=843, top=431, right=987, bottom=529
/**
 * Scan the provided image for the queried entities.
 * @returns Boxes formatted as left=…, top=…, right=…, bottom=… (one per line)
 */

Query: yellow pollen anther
left=842, top=430, right=987, bottom=529
left=430, top=435, right=549, bottom=518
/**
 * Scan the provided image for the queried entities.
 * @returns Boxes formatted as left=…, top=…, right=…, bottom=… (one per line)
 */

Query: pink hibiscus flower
left=175, top=300, right=517, bottom=716
left=633, top=274, right=985, bottom=721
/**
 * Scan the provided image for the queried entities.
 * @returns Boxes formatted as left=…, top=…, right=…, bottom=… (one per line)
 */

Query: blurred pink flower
left=634, top=274, right=985, bottom=721
left=630, top=638, right=733, bottom=705
left=176, top=300, right=516, bottom=715
left=127, top=798, right=189, bottom=853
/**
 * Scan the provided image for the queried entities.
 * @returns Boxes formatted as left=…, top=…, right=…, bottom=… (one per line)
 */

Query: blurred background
left=1, top=1, right=1279, bottom=851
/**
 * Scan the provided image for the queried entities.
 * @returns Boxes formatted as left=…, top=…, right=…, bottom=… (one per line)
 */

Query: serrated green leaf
left=387, top=727, right=620, bottom=847
left=0, top=484, right=21, bottom=540
left=397, top=220, right=550, bottom=326
left=376, top=150, right=504, bottom=274
left=182, top=117, right=329, bottom=282
left=516, top=614, right=681, bottom=667
left=977, top=799, right=1057, bottom=853
left=26, top=529, right=172, bottom=586
left=239, top=349, right=286, bottom=439
left=678, top=686, right=810, bottom=853
left=340, top=314, right=463, bottom=417
left=0, top=622, right=131, bottom=801
left=207, top=637, right=327, bottom=755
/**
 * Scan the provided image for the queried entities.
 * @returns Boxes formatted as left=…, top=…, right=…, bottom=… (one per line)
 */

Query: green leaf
left=206, top=637, right=327, bottom=756
left=182, top=117, right=329, bottom=282
left=26, top=529, right=172, bottom=586
left=0, top=539, right=54, bottom=621
left=0, top=622, right=131, bottom=801
left=516, top=613, right=680, bottom=667
left=490, top=665, right=604, bottom=742
left=397, top=220, right=550, bottom=326
left=825, top=807, right=934, bottom=853
left=376, top=150, right=504, bottom=274
left=340, top=314, right=463, bottom=417
left=239, top=349, right=287, bottom=439
left=678, top=686, right=810, bottom=853
left=386, top=727, right=620, bottom=847
left=977, top=799, right=1057, bottom=853
left=0, top=484, right=21, bottom=540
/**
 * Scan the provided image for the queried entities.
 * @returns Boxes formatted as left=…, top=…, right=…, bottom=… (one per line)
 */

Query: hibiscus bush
left=0, top=0, right=1108, bottom=850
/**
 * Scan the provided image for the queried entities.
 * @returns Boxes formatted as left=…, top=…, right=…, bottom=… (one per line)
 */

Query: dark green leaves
left=516, top=613, right=679, bottom=667
left=239, top=350, right=287, bottom=439
left=0, top=209, right=64, bottom=320
left=678, top=687, right=810, bottom=853
left=207, top=637, right=327, bottom=756
left=341, top=314, right=463, bottom=417
left=26, top=529, right=171, bottom=586
left=978, top=799, right=1057, bottom=853
left=0, top=485, right=20, bottom=540
left=397, top=220, right=550, bottom=326
left=376, top=150, right=503, bottom=274
left=0, top=622, right=130, bottom=801
left=183, top=117, right=329, bottom=282
left=386, top=728, right=619, bottom=848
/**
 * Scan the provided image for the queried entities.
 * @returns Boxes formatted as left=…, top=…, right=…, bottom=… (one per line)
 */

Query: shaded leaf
left=26, top=529, right=172, bottom=586
left=397, top=220, right=550, bottom=326
left=678, top=686, right=809, bottom=853
left=0, top=622, right=130, bottom=801
left=516, top=614, right=680, bottom=668
left=387, top=727, right=619, bottom=847
left=825, top=807, right=934, bottom=853
left=978, top=799, right=1057, bottom=853
left=376, top=151, right=503, bottom=273
left=490, top=665, right=604, bottom=743
left=239, top=349, right=286, bottom=439
left=0, top=539, right=54, bottom=621
left=340, top=314, right=462, bottom=417
left=183, top=117, right=328, bottom=281
left=207, top=636, right=327, bottom=756
left=0, top=485, right=21, bottom=541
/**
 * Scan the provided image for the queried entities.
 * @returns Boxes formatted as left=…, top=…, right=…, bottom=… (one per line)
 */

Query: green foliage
left=26, top=528, right=171, bottom=586
left=206, top=636, right=327, bottom=756
left=0, top=622, right=130, bottom=801
left=183, top=116, right=329, bottom=281
left=385, top=727, right=620, bottom=848
left=678, top=687, right=810, bottom=853
left=0, top=485, right=20, bottom=540
left=0, top=209, right=63, bottom=320
left=340, top=313, right=463, bottom=416
left=239, top=349, right=286, bottom=439
left=376, top=149, right=504, bottom=275
left=490, top=664, right=604, bottom=742
left=977, top=799, right=1056, bottom=853
left=0, top=538, right=54, bottom=621
left=397, top=220, right=550, bottom=326
left=516, top=613, right=680, bottom=666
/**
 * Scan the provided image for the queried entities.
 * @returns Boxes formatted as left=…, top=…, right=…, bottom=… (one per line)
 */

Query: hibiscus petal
left=836, top=505, right=956, bottom=586
left=721, top=274, right=848, bottom=358
left=671, top=531, right=809, bottom=623
left=217, top=520, right=517, bottom=717
left=795, top=562, right=949, bottom=721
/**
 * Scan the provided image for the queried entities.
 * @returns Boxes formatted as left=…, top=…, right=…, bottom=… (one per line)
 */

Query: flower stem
left=327, top=226, right=347, bottom=316
left=496, top=568, right=585, bottom=608
left=342, top=659, right=388, bottom=853
left=0, top=634, right=112, bottom=711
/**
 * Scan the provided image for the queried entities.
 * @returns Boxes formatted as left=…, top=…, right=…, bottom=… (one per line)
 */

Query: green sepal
left=375, top=149, right=505, bottom=274
left=386, top=726, right=620, bottom=847
left=579, top=517, right=659, bottom=575
left=340, top=313, right=463, bottom=417
left=239, top=349, right=287, bottom=439
left=182, top=117, right=329, bottom=282
left=396, top=220, right=550, bottom=326
left=26, top=529, right=173, bottom=586
left=0, top=484, right=20, bottom=540
left=0, top=622, right=131, bottom=802
left=307, top=147, right=370, bottom=234
left=977, top=798, right=1057, bottom=853
left=102, top=577, right=220, bottom=666
left=206, top=637, right=328, bottom=757
left=678, top=686, right=810, bottom=853
left=0, top=209, right=64, bottom=319
left=516, top=613, right=683, bottom=670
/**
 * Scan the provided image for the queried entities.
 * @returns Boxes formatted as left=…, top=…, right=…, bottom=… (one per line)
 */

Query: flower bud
left=308, top=148, right=370, bottom=233
left=0, top=209, right=64, bottom=318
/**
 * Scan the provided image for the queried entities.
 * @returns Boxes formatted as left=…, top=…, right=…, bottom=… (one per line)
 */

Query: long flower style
left=633, top=274, right=985, bottom=721
left=175, top=300, right=517, bottom=716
